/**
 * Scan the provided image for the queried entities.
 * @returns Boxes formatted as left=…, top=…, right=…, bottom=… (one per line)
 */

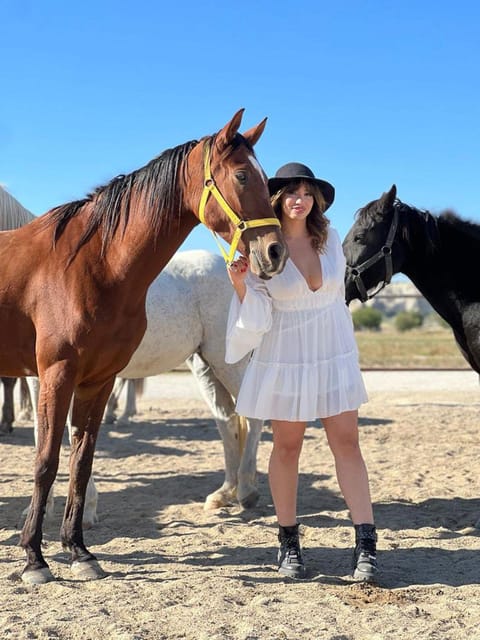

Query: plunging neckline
left=288, top=255, right=323, bottom=293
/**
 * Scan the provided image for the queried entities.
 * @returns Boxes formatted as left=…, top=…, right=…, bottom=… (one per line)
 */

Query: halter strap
left=346, top=206, right=400, bottom=302
left=198, top=140, right=280, bottom=265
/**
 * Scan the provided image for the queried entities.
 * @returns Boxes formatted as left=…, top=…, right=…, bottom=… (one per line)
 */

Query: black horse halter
left=346, top=206, right=400, bottom=303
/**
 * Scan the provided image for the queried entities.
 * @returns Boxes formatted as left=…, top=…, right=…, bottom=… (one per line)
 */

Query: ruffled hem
left=235, top=351, right=368, bottom=421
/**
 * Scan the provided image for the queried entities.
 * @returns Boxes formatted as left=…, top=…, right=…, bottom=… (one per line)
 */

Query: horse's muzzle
left=249, top=241, right=288, bottom=280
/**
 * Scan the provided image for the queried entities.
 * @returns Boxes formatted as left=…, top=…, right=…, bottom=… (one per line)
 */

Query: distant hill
left=349, top=282, right=434, bottom=317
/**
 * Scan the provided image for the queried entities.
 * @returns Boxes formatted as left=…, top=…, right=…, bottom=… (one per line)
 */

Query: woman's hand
left=227, top=256, right=249, bottom=285
left=227, top=256, right=249, bottom=301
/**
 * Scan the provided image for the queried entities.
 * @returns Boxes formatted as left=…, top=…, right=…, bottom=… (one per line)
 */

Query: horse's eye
left=354, top=234, right=365, bottom=243
left=235, top=171, right=247, bottom=185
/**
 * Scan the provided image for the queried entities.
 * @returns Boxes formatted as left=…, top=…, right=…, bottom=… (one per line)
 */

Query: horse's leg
left=186, top=353, right=239, bottom=508
left=61, top=379, right=114, bottom=580
left=83, top=472, right=99, bottom=530
left=25, top=376, right=40, bottom=435
left=21, top=376, right=56, bottom=522
left=20, top=364, right=75, bottom=584
left=26, top=374, right=98, bottom=528
left=235, top=416, right=263, bottom=509
left=1, top=377, right=16, bottom=434
left=122, top=378, right=136, bottom=420
left=118, top=378, right=144, bottom=422
left=66, top=396, right=99, bottom=529
left=186, top=352, right=260, bottom=509
left=18, top=377, right=33, bottom=421
left=103, top=377, right=125, bottom=424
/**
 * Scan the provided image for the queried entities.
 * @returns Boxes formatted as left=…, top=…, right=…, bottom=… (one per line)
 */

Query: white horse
left=26, top=250, right=263, bottom=526
left=0, top=186, right=35, bottom=433
left=0, top=185, right=35, bottom=228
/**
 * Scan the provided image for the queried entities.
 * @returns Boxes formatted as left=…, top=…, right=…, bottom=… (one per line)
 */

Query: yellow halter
left=198, top=140, right=281, bottom=265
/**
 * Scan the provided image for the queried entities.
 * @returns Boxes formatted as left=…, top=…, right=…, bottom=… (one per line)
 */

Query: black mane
left=45, top=130, right=255, bottom=262
left=356, top=197, right=442, bottom=255
left=46, top=136, right=206, bottom=258
left=46, top=131, right=254, bottom=261
left=438, top=209, right=480, bottom=246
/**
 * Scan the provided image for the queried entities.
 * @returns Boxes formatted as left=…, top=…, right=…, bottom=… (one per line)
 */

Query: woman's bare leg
left=322, top=410, right=373, bottom=524
left=268, top=420, right=306, bottom=525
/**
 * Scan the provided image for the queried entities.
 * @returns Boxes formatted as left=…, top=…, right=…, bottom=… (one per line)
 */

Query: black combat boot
left=352, top=523, right=378, bottom=582
left=277, top=524, right=307, bottom=579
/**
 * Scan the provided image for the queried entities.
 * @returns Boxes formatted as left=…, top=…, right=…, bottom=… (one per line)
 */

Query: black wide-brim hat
left=268, top=162, right=335, bottom=209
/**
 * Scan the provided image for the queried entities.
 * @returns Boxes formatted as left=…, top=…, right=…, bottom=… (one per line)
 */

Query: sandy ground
left=1, top=370, right=480, bottom=640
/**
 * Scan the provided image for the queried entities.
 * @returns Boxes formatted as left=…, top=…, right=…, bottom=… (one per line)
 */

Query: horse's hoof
left=21, top=566, right=56, bottom=584
left=82, top=514, right=99, bottom=530
left=71, top=559, right=107, bottom=580
left=17, top=409, right=32, bottom=422
left=204, top=492, right=233, bottom=510
left=238, top=490, right=260, bottom=510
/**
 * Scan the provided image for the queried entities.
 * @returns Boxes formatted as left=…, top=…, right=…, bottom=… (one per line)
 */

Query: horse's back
left=166, top=249, right=225, bottom=276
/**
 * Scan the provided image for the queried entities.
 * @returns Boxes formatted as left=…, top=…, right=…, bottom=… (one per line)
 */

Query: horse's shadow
left=95, top=416, right=223, bottom=460
left=54, top=544, right=480, bottom=589
left=0, top=422, right=37, bottom=447
left=3, top=468, right=480, bottom=588
left=170, top=538, right=480, bottom=588
left=75, top=484, right=479, bottom=588
left=2, top=414, right=226, bottom=454
left=305, top=416, right=395, bottom=429
left=358, top=415, right=394, bottom=427
left=0, top=467, right=253, bottom=549
left=4, top=411, right=391, bottom=453
left=3, top=414, right=480, bottom=588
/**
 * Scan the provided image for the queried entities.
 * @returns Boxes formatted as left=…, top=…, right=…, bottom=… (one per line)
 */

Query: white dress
left=225, top=227, right=367, bottom=421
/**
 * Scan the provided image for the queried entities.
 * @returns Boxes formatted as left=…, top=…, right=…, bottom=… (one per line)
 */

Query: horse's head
left=343, top=185, right=405, bottom=304
left=189, top=109, right=288, bottom=280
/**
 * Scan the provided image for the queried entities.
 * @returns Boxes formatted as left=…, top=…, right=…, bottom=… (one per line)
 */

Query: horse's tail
left=238, top=415, right=248, bottom=454
left=133, top=378, right=145, bottom=399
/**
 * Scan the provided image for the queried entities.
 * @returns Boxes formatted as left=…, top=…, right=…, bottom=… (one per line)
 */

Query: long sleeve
left=328, top=227, right=347, bottom=299
left=225, top=273, right=272, bottom=364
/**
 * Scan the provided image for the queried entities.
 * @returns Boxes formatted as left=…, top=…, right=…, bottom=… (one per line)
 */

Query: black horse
left=342, top=184, right=480, bottom=374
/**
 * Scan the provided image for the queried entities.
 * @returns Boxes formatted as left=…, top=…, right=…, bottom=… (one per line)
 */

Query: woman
left=225, top=162, right=377, bottom=581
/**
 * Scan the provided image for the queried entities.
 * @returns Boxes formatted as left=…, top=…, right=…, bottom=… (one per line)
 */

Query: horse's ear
left=379, top=184, right=397, bottom=210
left=215, top=109, right=245, bottom=151
left=242, top=117, right=267, bottom=147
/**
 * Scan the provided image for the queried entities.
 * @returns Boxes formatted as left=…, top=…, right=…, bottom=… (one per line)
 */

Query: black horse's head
left=343, top=185, right=406, bottom=304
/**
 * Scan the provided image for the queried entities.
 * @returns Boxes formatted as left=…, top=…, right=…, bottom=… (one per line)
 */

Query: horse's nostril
left=268, top=242, right=284, bottom=263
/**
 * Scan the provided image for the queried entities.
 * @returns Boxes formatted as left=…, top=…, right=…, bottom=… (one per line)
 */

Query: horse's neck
left=401, top=209, right=462, bottom=326
left=106, top=209, right=198, bottom=290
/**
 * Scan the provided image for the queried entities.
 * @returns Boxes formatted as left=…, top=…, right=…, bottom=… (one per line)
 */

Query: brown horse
left=0, top=109, right=288, bottom=584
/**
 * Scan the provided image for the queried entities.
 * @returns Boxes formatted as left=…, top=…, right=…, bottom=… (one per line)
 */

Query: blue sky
left=1, top=0, right=479, bottom=258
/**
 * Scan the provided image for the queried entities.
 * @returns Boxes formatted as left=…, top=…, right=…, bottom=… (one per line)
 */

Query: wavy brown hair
left=270, top=179, right=330, bottom=253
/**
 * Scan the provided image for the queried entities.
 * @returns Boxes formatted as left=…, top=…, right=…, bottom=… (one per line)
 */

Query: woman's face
left=281, top=181, right=314, bottom=222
